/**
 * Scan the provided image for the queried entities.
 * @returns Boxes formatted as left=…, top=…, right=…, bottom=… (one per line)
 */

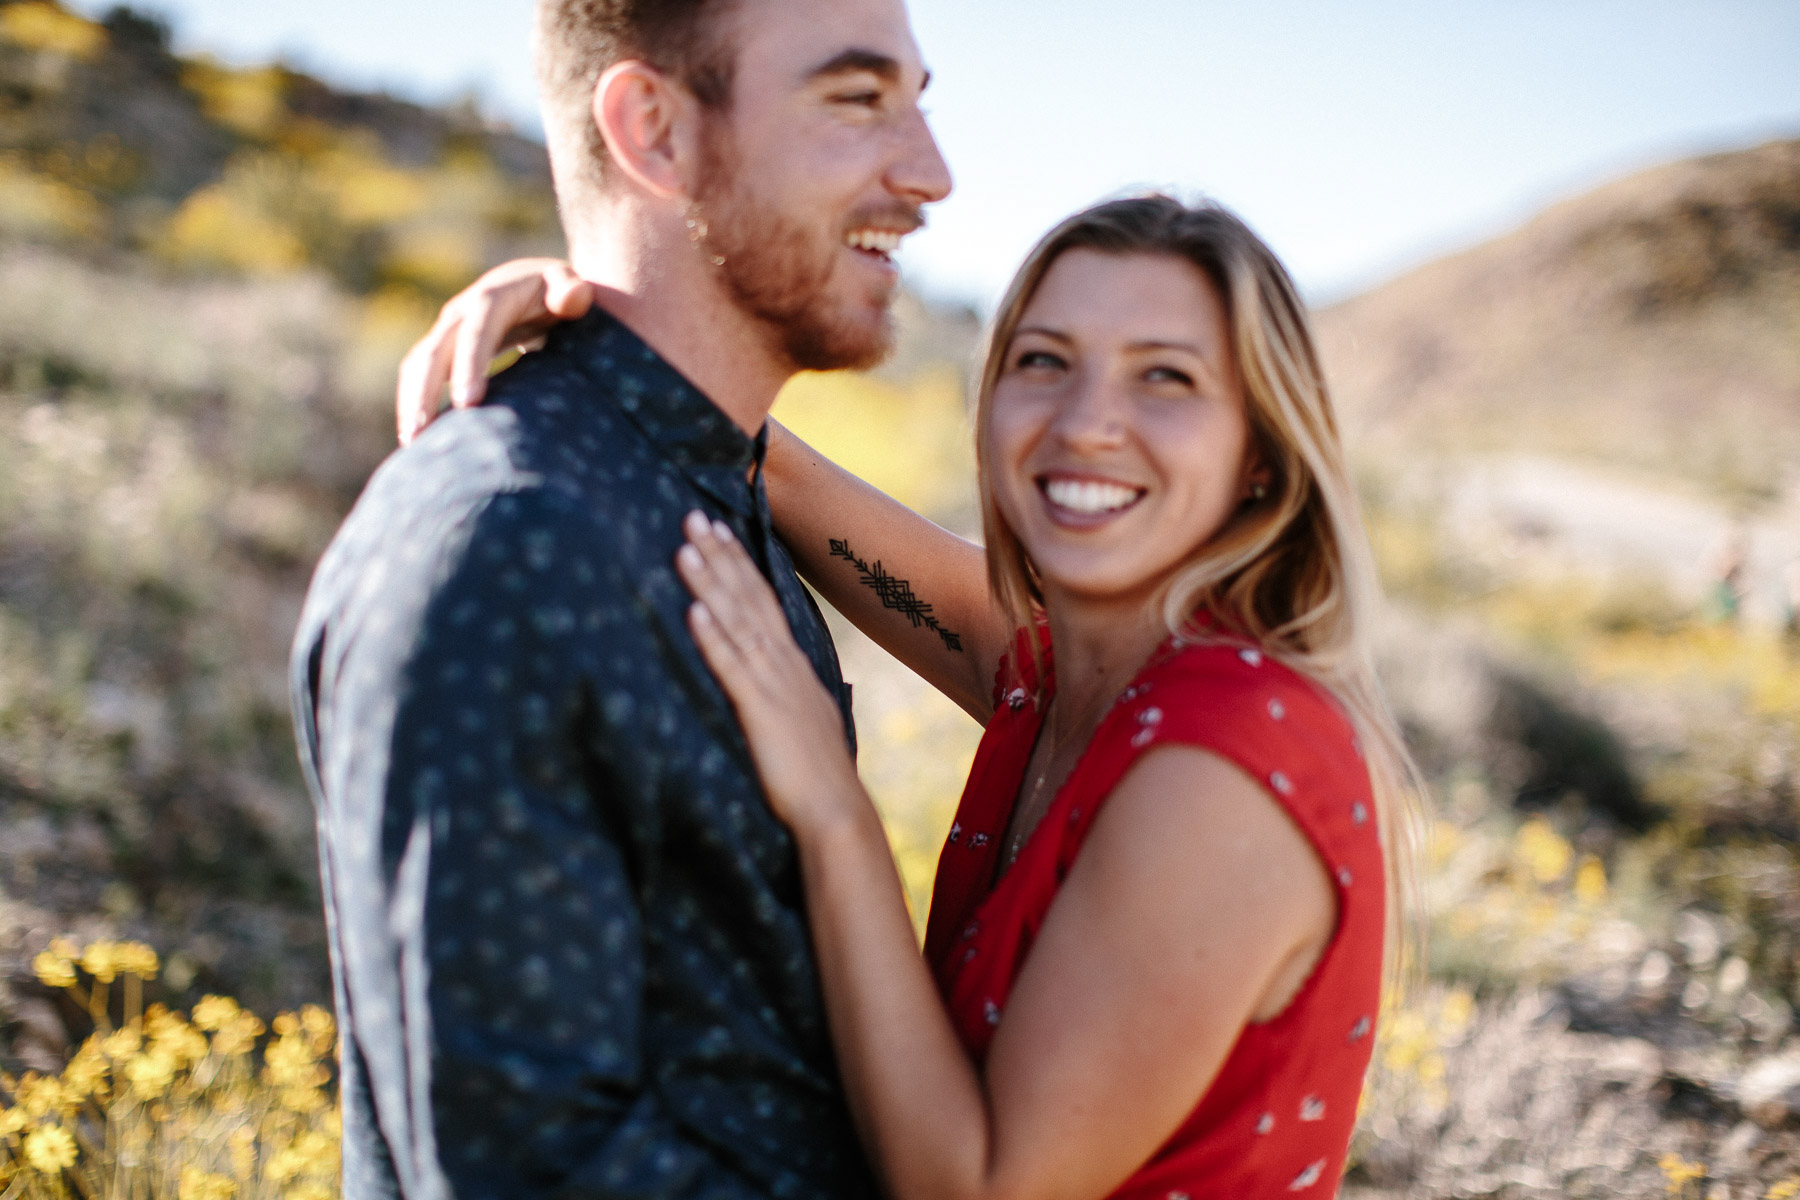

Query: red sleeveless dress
left=923, top=633, right=1384, bottom=1197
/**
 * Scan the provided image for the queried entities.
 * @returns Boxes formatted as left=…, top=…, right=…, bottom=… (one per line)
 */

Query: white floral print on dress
left=1288, top=1159, right=1325, bottom=1191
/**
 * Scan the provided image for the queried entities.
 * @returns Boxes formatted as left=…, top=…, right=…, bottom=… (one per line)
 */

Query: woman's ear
left=1242, top=463, right=1274, bottom=504
left=592, top=60, right=705, bottom=201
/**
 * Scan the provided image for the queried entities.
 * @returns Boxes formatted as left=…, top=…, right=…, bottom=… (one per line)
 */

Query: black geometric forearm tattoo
left=829, top=538, right=964, bottom=653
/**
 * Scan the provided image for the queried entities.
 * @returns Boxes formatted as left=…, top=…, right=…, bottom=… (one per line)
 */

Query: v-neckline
left=980, top=630, right=1188, bottom=895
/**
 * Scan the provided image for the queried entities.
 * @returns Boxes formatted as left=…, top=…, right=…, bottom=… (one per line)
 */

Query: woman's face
left=988, top=248, right=1260, bottom=613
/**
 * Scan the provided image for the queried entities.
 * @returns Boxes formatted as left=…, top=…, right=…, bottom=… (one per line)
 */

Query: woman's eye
left=1145, top=366, right=1196, bottom=387
left=1015, top=350, right=1066, bottom=371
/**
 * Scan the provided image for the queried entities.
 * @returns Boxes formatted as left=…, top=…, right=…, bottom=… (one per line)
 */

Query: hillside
left=0, top=0, right=571, bottom=1028
left=1318, top=138, right=1800, bottom=502
left=0, top=0, right=560, bottom=297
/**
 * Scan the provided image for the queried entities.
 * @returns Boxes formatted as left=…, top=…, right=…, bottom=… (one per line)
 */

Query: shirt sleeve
left=309, top=488, right=767, bottom=1200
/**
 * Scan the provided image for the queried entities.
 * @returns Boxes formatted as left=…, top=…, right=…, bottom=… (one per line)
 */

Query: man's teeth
left=847, top=229, right=903, bottom=254
left=1044, top=479, right=1142, bottom=515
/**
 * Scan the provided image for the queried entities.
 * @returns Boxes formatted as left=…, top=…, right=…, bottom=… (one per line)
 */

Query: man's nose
left=889, top=106, right=953, bottom=206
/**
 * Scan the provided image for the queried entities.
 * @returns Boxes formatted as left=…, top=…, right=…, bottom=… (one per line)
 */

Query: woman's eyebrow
left=1127, top=338, right=1207, bottom=355
left=1012, top=325, right=1073, bottom=344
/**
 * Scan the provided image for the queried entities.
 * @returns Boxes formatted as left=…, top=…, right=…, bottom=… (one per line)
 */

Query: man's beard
left=694, top=133, right=909, bottom=373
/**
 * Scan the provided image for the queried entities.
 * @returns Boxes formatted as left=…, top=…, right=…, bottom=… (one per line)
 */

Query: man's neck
left=570, top=216, right=793, bottom=437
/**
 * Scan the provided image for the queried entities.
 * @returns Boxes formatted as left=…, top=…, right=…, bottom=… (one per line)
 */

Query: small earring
left=1250, top=482, right=1268, bottom=502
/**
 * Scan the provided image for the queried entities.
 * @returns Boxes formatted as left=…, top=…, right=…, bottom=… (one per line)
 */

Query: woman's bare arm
left=765, top=420, right=1010, bottom=723
left=677, top=517, right=1338, bottom=1200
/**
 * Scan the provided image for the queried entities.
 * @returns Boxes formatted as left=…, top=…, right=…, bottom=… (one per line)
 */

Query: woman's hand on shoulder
left=676, top=511, right=866, bottom=835
left=396, top=258, right=593, bottom=444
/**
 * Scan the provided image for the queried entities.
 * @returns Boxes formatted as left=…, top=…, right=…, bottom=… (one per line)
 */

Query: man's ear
left=592, top=60, right=705, bottom=200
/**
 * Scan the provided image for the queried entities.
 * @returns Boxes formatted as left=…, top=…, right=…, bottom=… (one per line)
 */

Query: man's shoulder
left=301, top=418, right=625, bottom=635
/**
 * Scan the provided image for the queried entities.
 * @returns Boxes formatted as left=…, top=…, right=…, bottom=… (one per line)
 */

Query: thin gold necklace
left=1005, top=726, right=1059, bottom=867
left=1000, top=641, right=1177, bottom=868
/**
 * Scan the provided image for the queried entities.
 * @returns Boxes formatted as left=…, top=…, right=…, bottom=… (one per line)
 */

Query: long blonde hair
left=974, top=195, right=1425, bottom=985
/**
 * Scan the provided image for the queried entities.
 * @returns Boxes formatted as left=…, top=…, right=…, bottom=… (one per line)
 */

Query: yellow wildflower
left=1767, top=1180, right=1800, bottom=1200
left=147, top=1006, right=210, bottom=1067
left=103, top=1023, right=142, bottom=1060
left=179, top=1167, right=239, bottom=1200
left=32, top=947, right=77, bottom=989
left=268, top=1130, right=341, bottom=1182
left=1574, top=854, right=1608, bottom=904
left=1514, top=817, right=1573, bottom=884
left=286, top=1186, right=335, bottom=1200
left=266, top=1144, right=305, bottom=1183
left=192, top=994, right=242, bottom=1032
left=211, top=1010, right=266, bottom=1058
left=113, top=941, right=161, bottom=979
left=300, top=1005, right=337, bottom=1055
left=61, top=1038, right=111, bottom=1102
left=80, top=940, right=120, bottom=983
left=22, top=1123, right=78, bottom=1173
left=16, top=1074, right=64, bottom=1118
left=229, top=1126, right=258, bottom=1180
left=0, top=3, right=107, bottom=60
left=264, top=1031, right=325, bottom=1089
left=0, top=1105, right=29, bottom=1134
left=1439, top=988, right=1475, bottom=1034
left=124, top=1048, right=177, bottom=1098
left=279, top=1085, right=328, bottom=1114
left=1659, top=1153, right=1706, bottom=1193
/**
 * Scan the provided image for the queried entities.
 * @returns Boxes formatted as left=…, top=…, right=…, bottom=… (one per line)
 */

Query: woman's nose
left=1049, top=375, right=1129, bottom=450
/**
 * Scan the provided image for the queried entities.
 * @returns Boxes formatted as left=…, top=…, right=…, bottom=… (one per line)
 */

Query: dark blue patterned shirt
left=291, top=311, right=875, bottom=1200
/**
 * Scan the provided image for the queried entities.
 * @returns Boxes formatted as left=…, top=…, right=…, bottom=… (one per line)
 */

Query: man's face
left=694, top=0, right=952, bottom=373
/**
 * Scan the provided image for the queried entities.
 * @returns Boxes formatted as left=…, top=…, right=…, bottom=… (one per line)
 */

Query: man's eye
left=833, top=91, right=882, bottom=107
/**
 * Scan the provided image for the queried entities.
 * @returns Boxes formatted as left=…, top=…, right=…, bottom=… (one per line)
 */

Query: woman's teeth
left=1043, top=478, right=1143, bottom=515
left=847, top=229, right=903, bottom=254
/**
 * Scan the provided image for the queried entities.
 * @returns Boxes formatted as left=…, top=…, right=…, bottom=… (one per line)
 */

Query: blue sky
left=69, top=0, right=1800, bottom=308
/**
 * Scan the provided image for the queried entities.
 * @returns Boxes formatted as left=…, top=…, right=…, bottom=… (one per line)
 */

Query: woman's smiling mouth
left=1039, top=474, right=1147, bottom=523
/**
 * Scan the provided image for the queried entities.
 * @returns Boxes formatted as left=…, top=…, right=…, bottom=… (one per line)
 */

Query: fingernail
left=712, top=520, right=734, bottom=542
left=676, top=544, right=702, bottom=570
left=684, top=510, right=710, bottom=538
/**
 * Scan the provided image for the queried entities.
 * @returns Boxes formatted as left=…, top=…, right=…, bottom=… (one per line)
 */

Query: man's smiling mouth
left=845, top=228, right=907, bottom=263
left=1039, top=476, right=1147, bottom=517
left=847, top=229, right=905, bottom=254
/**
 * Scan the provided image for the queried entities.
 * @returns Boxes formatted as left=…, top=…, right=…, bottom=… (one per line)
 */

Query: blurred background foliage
left=0, top=1, right=1798, bottom=1196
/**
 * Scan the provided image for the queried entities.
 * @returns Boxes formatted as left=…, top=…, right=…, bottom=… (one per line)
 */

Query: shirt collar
left=551, top=307, right=766, bottom=514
